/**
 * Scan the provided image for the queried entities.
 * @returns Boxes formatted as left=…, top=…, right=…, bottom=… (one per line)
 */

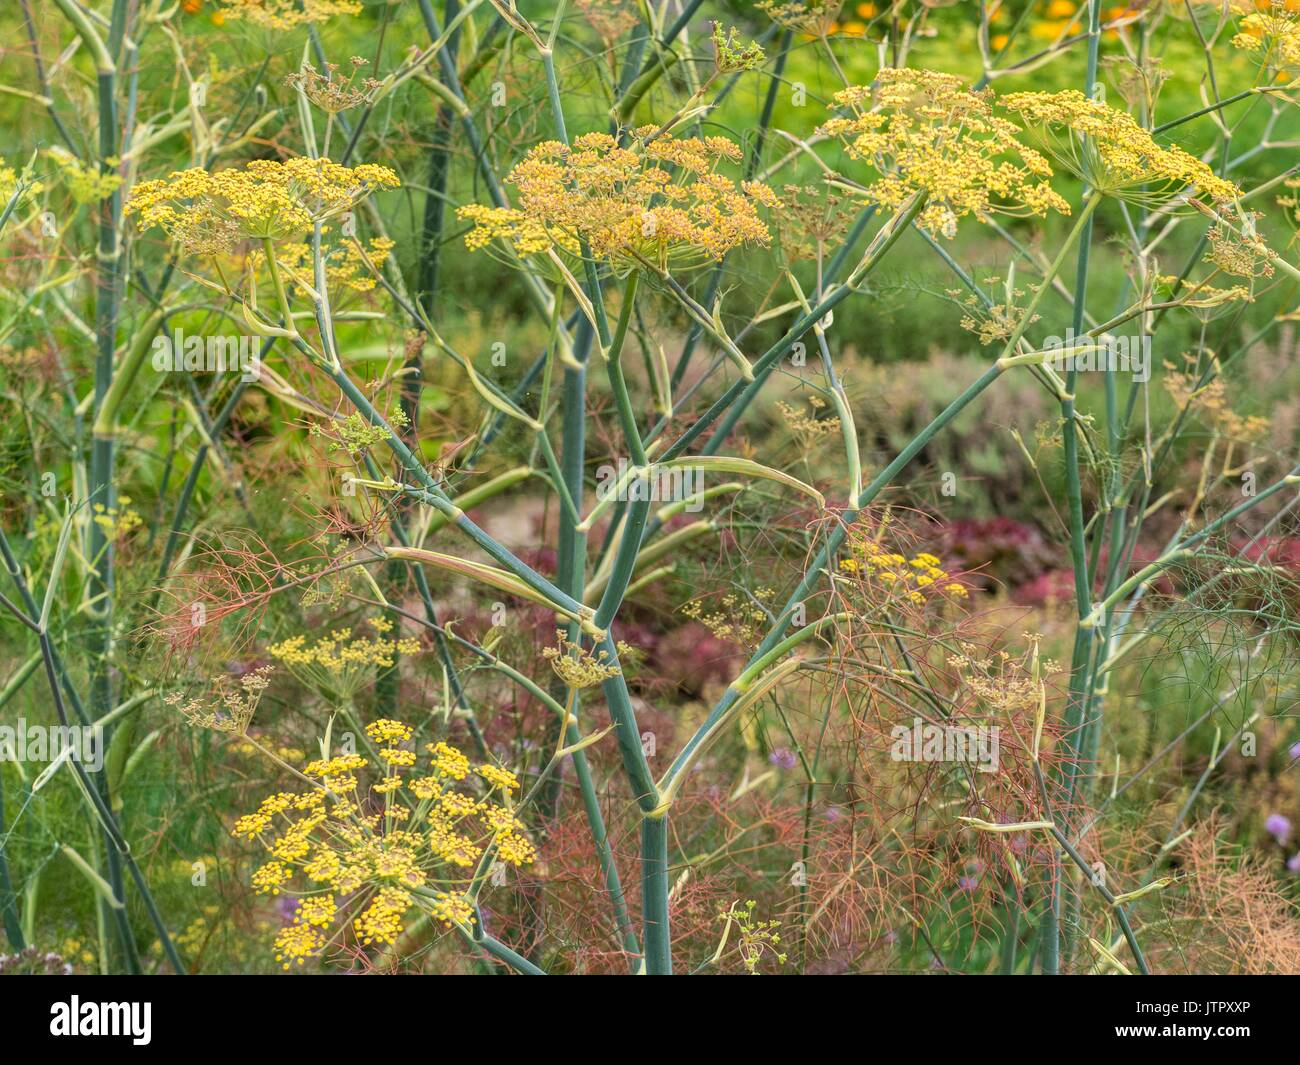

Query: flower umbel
left=818, top=69, right=1072, bottom=239
left=126, top=157, right=399, bottom=254
left=457, top=131, right=778, bottom=270
left=1000, top=89, right=1241, bottom=207
left=233, top=722, right=533, bottom=969
left=839, top=536, right=969, bottom=607
left=1231, top=7, right=1300, bottom=79
left=711, top=23, right=767, bottom=73
left=268, top=620, right=420, bottom=704
left=219, top=0, right=362, bottom=30
left=756, top=0, right=844, bottom=36
left=166, top=665, right=275, bottom=735
left=543, top=630, right=621, bottom=689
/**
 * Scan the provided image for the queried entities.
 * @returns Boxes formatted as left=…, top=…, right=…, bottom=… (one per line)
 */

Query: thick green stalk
left=474, top=930, right=546, bottom=975
left=55, top=0, right=137, bottom=971
left=1052, top=4, right=1104, bottom=972
left=552, top=318, right=642, bottom=961
left=0, top=774, right=23, bottom=949
left=640, top=815, right=671, bottom=974
left=37, top=628, right=183, bottom=972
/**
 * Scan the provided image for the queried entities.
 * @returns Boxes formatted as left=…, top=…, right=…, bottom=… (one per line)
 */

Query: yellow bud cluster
left=1232, top=9, right=1300, bottom=77
left=818, top=69, right=1071, bottom=239
left=840, top=543, right=968, bottom=605
left=231, top=721, right=534, bottom=970
left=353, top=887, right=412, bottom=946
left=219, top=0, right=361, bottom=31
left=429, top=891, right=476, bottom=929
left=1000, top=90, right=1240, bottom=206
left=366, top=719, right=414, bottom=745
left=126, top=157, right=398, bottom=253
left=458, top=130, right=778, bottom=269
left=543, top=629, right=622, bottom=689
left=272, top=920, right=326, bottom=970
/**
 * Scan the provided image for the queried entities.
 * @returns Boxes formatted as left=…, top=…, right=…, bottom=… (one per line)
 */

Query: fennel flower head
left=756, top=0, right=845, bottom=37
left=1231, top=5, right=1300, bottom=78
left=0, top=156, right=43, bottom=210
left=166, top=665, right=275, bottom=736
left=817, top=68, right=1073, bottom=239
left=218, top=0, right=362, bottom=30
left=576, top=0, right=643, bottom=43
left=268, top=618, right=420, bottom=705
left=999, top=90, right=1241, bottom=208
left=543, top=629, right=623, bottom=689
left=456, top=130, right=780, bottom=272
left=125, top=157, right=399, bottom=255
left=232, top=719, right=535, bottom=969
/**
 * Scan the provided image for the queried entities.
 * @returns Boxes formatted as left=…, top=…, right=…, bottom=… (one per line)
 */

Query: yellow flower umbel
left=778, top=397, right=842, bottom=450
left=680, top=587, right=780, bottom=648
left=576, top=0, right=642, bottom=42
left=457, top=130, right=778, bottom=271
left=1232, top=6, right=1300, bottom=79
left=218, top=0, right=361, bottom=30
left=1000, top=90, right=1241, bottom=208
left=125, top=157, right=398, bottom=255
left=839, top=541, right=968, bottom=606
left=1163, top=355, right=1270, bottom=443
left=232, top=720, right=535, bottom=970
left=756, top=0, right=845, bottom=36
left=542, top=629, right=622, bottom=689
left=268, top=619, right=420, bottom=704
left=47, top=147, right=122, bottom=206
left=0, top=157, right=43, bottom=208
left=817, top=69, right=1072, bottom=239
left=90, top=496, right=142, bottom=541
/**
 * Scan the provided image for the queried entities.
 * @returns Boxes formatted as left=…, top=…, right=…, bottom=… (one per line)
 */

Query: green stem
left=641, top=815, right=671, bottom=974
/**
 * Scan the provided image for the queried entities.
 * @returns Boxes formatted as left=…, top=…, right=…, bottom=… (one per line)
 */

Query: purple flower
left=1290, top=741, right=1300, bottom=762
left=1265, top=813, right=1292, bottom=845
left=768, top=747, right=797, bottom=770
left=823, top=805, right=843, bottom=822
left=1288, top=853, right=1300, bottom=875
left=957, top=875, right=979, bottom=892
